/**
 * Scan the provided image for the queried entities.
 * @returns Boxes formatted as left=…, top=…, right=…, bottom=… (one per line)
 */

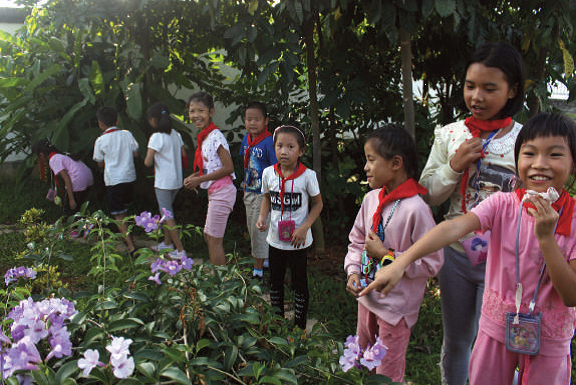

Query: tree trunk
left=304, top=16, right=325, bottom=255
left=400, top=28, right=415, bottom=138
left=527, top=46, right=548, bottom=117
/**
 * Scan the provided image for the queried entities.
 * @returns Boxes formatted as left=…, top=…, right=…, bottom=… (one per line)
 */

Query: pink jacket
left=344, top=190, right=444, bottom=328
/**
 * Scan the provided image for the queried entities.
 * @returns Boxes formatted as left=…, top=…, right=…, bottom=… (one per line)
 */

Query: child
left=239, top=102, right=277, bottom=279
left=418, top=42, right=525, bottom=385
left=363, top=112, right=576, bottom=385
left=344, top=125, right=443, bottom=382
left=183, top=92, right=236, bottom=266
left=32, top=139, right=93, bottom=218
left=256, top=125, right=323, bottom=331
left=144, top=103, right=188, bottom=259
left=93, top=106, right=139, bottom=254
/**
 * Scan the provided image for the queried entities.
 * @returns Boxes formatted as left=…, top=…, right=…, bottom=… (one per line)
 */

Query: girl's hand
left=184, top=172, right=200, bottom=191
left=291, top=226, right=307, bottom=248
left=360, top=262, right=405, bottom=298
left=449, top=138, right=483, bottom=172
left=256, top=217, right=267, bottom=232
left=346, top=273, right=362, bottom=298
left=365, top=231, right=386, bottom=258
left=526, top=195, right=558, bottom=240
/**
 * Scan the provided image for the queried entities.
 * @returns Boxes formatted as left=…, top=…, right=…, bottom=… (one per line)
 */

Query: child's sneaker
left=151, top=242, right=174, bottom=251
left=263, top=259, right=269, bottom=269
left=169, top=249, right=187, bottom=260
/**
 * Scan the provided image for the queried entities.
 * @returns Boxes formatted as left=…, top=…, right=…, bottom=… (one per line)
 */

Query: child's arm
left=256, top=192, right=271, bottom=231
left=144, top=148, right=156, bottom=167
left=58, top=169, right=77, bottom=210
left=291, top=193, right=323, bottom=248
left=184, top=145, right=234, bottom=189
left=530, top=196, right=576, bottom=306
left=361, top=212, right=481, bottom=297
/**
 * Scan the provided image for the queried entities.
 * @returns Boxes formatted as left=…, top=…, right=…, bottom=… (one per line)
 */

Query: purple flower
left=106, top=336, right=132, bottom=359
left=150, top=258, right=163, bottom=273
left=3, top=336, right=42, bottom=377
left=110, top=354, right=135, bottom=379
left=135, top=212, right=160, bottom=233
left=181, top=256, right=193, bottom=270
left=148, top=272, right=162, bottom=285
left=160, top=208, right=173, bottom=222
left=78, top=349, right=106, bottom=376
left=4, top=266, right=36, bottom=286
left=339, top=335, right=387, bottom=373
left=45, top=326, right=72, bottom=360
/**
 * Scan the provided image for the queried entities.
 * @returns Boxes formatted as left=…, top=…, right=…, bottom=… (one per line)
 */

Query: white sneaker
left=263, top=259, right=269, bottom=268
left=169, top=249, right=187, bottom=260
left=151, top=242, right=174, bottom=251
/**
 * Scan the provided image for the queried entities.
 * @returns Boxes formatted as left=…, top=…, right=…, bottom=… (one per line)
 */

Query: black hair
left=469, top=42, right=525, bottom=118
left=514, top=112, right=576, bottom=178
left=366, top=124, right=419, bottom=180
left=146, top=102, right=172, bottom=134
left=32, top=138, right=60, bottom=157
left=244, top=101, right=267, bottom=118
left=187, top=91, right=215, bottom=110
left=273, top=125, right=306, bottom=151
left=97, top=106, right=118, bottom=127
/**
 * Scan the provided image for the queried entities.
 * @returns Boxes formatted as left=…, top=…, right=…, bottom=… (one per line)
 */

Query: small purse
left=505, top=311, right=542, bottom=355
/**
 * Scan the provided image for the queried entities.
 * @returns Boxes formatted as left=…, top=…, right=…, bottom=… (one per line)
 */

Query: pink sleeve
left=49, top=155, right=66, bottom=176
left=344, top=197, right=370, bottom=276
left=471, top=192, right=504, bottom=233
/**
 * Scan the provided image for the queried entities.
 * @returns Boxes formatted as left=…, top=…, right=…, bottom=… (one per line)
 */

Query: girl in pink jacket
left=344, top=125, right=444, bottom=382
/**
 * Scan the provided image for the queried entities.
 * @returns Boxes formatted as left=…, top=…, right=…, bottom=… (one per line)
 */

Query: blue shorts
left=107, top=182, right=134, bottom=215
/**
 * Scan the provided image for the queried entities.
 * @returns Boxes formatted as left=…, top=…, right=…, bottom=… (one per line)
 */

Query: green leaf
left=78, top=78, right=96, bottom=104
left=561, top=47, right=574, bottom=78
left=223, top=345, right=238, bottom=371
left=195, top=338, right=212, bottom=353
left=248, top=0, right=258, bottom=15
left=56, top=360, right=80, bottom=383
left=160, top=367, right=192, bottom=385
left=136, top=362, right=157, bottom=378
left=90, top=60, right=105, bottom=95
left=230, top=313, right=260, bottom=324
left=125, top=82, right=143, bottom=120
left=57, top=253, right=74, bottom=261
left=260, top=375, right=282, bottom=385
left=109, top=318, right=144, bottom=331
left=272, top=368, right=298, bottom=384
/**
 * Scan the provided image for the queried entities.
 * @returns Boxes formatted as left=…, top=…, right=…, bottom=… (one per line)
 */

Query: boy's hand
left=527, top=195, right=558, bottom=240
left=290, top=226, right=307, bottom=248
left=450, top=138, right=483, bottom=172
left=360, top=262, right=404, bottom=298
left=256, top=217, right=267, bottom=232
left=346, top=273, right=363, bottom=298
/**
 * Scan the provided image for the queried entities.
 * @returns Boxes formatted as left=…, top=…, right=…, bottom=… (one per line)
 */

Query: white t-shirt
left=148, top=130, right=184, bottom=189
left=261, top=165, right=320, bottom=250
left=93, top=127, right=139, bottom=186
left=200, top=129, right=236, bottom=190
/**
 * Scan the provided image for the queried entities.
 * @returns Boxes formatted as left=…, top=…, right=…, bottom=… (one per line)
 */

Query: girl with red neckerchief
left=344, top=125, right=443, bottom=382
left=256, top=125, right=323, bottom=332
left=364, top=112, right=576, bottom=385
left=183, top=92, right=236, bottom=266
left=417, top=42, right=526, bottom=385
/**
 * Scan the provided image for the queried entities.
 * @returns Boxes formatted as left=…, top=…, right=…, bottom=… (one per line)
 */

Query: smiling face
left=517, top=135, right=574, bottom=193
left=188, top=100, right=214, bottom=130
left=244, top=107, right=269, bottom=138
left=364, top=139, right=396, bottom=190
left=464, top=63, right=516, bottom=121
left=274, top=132, right=304, bottom=173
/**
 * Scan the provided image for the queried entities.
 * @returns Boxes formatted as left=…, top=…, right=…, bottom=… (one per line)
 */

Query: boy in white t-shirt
left=93, top=106, right=139, bottom=254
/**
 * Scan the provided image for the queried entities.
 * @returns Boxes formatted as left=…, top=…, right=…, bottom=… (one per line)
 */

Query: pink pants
left=469, top=329, right=572, bottom=385
left=204, top=184, right=236, bottom=238
left=357, top=302, right=411, bottom=383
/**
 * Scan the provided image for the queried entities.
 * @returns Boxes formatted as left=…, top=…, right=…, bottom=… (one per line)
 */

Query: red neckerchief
left=460, top=116, right=513, bottom=213
left=515, top=188, right=575, bottom=236
left=373, top=178, right=428, bottom=231
left=193, top=122, right=218, bottom=176
left=244, top=130, right=272, bottom=168
left=104, top=127, right=120, bottom=135
left=274, top=162, right=307, bottom=218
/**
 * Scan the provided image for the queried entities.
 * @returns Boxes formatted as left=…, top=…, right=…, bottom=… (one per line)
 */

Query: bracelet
left=380, top=248, right=395, bottom=267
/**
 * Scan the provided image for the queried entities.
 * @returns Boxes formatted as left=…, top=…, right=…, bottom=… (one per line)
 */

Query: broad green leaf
left=125, top=82, right=143, bottom=120
left=160, top=367, right=192, bottom=385
left=260, top=375, right=282, bottom=385
left=136, top=362, right=157, bottom=378
left=230, top=313, right=260, bottom=324
left=223, top=345, right=238, bottom=371
left=78, top=78, right=96, bottom=104
left=56, top=360, right=80, bottom=383
left=248, top=0, right=258, bottom=15
left=117, top=378, right=145, bottom=384
left=195, top=338, right=212, bottom=353
left=561, top=47, right=574, bottom=78
left=0, top=77, right=27, bottom=88
left=273, top=368, right=298, bottom=384
left=90, top=60, right=105, bottom=95
left=109, top=318, right=144, bottom=331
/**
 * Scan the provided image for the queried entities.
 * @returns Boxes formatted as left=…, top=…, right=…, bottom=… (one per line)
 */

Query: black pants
left=268, top=245, right=309, bottom=330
